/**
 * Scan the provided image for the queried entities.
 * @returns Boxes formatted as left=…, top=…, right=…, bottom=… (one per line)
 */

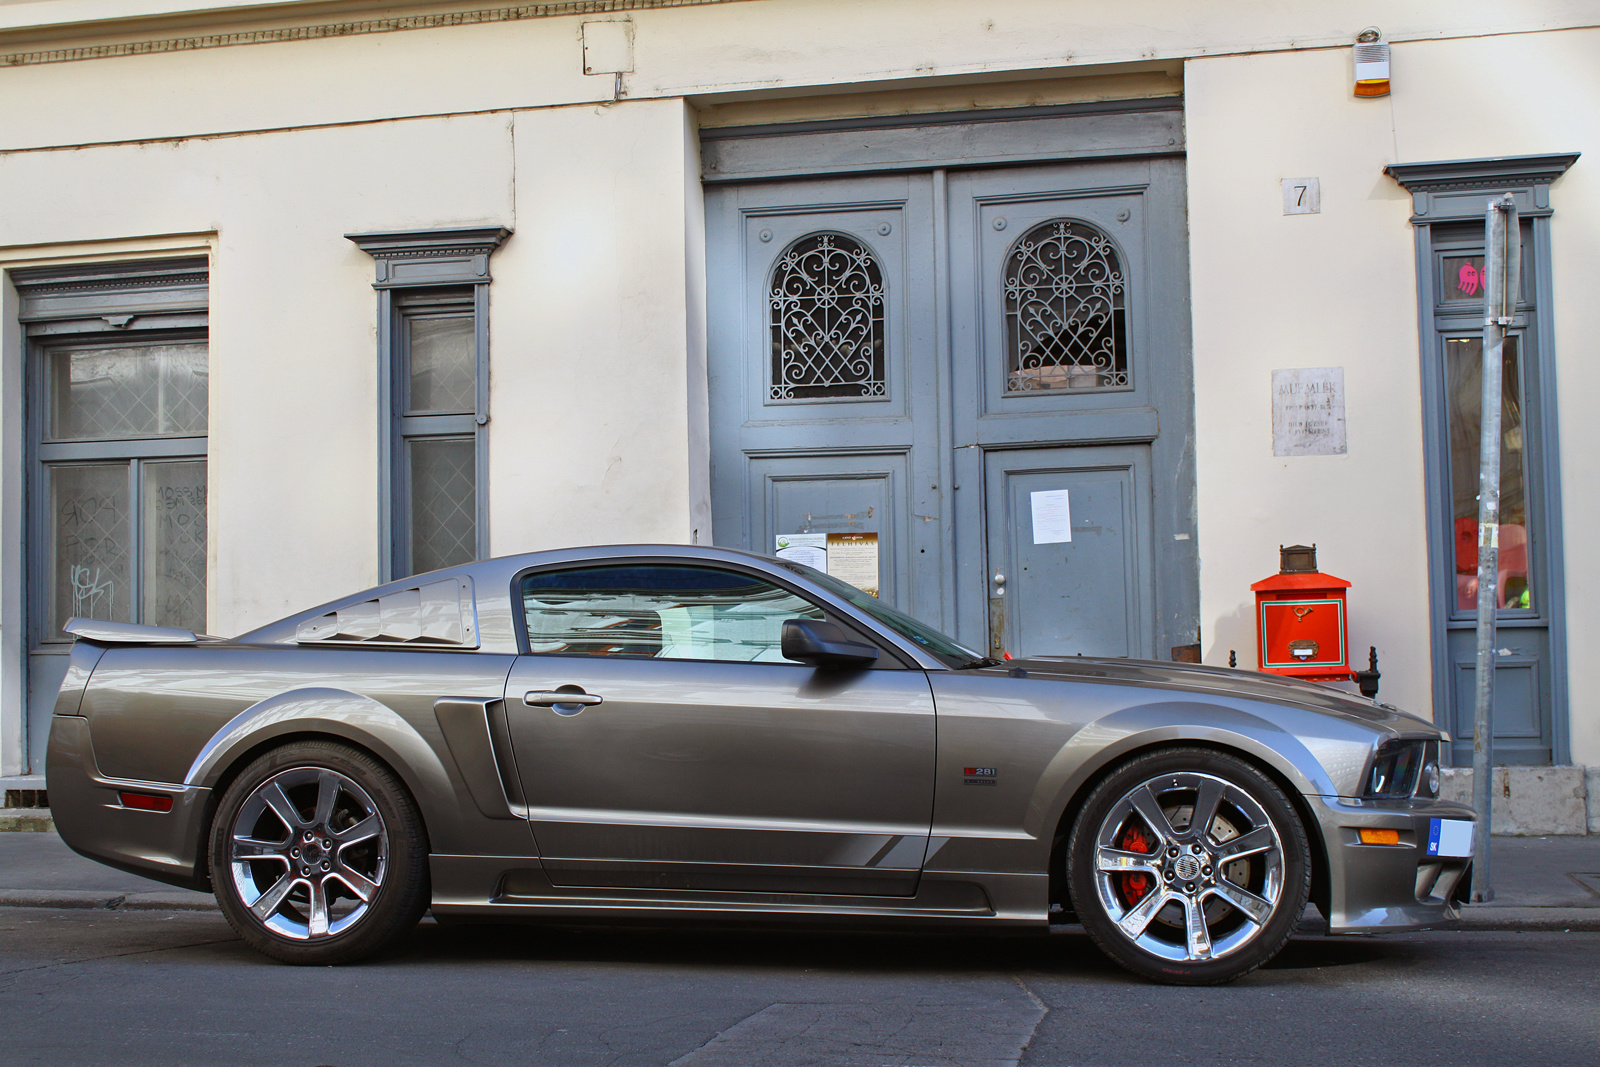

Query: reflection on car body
left=47, top=544, right=1475, bottom=984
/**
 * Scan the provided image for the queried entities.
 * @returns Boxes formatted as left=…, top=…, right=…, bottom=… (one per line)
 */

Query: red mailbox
left=1251, top=544, right=1354, bottom=683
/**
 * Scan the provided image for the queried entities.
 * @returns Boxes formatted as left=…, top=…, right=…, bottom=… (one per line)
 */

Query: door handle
left=523, top=689, right=604, bottom=715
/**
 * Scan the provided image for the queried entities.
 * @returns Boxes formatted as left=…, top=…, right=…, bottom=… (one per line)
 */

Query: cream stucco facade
left=1, top=0, right=1594, bottom=792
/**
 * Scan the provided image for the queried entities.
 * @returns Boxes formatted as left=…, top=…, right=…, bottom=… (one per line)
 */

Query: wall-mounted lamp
left=1354, top=28, right=1390, bottom=97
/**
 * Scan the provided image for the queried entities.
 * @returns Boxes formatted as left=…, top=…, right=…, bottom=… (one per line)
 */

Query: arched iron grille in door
left=769, top=232, right=886, bottom=401
left=1004, top=219, right=1128, bottom=392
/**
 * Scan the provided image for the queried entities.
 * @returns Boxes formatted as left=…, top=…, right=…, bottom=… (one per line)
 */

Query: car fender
left=1031, top=699, right=1342, bottom=844
left=183, top=686, right=464, bottom=846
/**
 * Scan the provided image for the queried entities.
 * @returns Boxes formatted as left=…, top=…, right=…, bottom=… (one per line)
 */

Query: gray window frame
left=347, top=227, right=509, bottom=581
left=13, top=257, right=210, bottom=645
left=1387, top=153, right=1577, bottom=765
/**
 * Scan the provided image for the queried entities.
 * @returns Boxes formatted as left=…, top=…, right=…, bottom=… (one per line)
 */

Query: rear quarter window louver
left=295, top=577, right=479, bottom=648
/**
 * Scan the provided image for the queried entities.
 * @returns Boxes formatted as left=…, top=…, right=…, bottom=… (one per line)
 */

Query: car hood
left=980, top=657, right=1442, bottom=738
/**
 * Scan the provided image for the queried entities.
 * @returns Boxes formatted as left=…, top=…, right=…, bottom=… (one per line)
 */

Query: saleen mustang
left=48, top=545, right=1475, bottom=984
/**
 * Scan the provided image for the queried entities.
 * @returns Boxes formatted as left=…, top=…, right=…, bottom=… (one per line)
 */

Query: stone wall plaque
left=1272, top=367, right=1347, bottom=457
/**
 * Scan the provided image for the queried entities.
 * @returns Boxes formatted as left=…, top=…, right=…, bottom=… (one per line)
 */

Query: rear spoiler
left=63, top=618, right=200, bottom=645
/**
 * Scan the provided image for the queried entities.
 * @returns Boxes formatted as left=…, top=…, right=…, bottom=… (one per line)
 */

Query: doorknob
left=524, top=689, right=604, bottom=716
left=993, top=572, right=1006, bottom=595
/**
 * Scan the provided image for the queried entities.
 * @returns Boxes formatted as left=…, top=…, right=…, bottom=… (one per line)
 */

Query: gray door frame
left=1387, top=154, right=1576, bottom=766
left=11, top=259, right=210, bottom=773
left=703, top=101, right=1198, bottom=658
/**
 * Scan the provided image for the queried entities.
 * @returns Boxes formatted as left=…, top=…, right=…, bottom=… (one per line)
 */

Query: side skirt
left=428, top=855, right=1048, bottom=927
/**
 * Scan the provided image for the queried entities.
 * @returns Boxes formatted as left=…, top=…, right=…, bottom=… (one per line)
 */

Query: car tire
left=1067, top=747, right=1311, bottom=985
left=208, top=740, right=430, bottom=965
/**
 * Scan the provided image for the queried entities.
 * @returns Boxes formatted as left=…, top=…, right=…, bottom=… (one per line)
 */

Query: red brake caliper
left=1119, top=823, right=1154, bottom=905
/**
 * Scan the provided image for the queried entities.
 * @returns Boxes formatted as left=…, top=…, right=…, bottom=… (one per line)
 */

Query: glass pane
left=408, top=437, right=476, bottom=575
left=406, top=316, right=475, bottom=414
left=143, top=460, right=207, bottom=632
left=49, top=463, right=131, bottom=634
left=770, top=557, right=984, bottom=668
left=1441, top=255, right=1487, bottom=302
left=1445, top=336, right=1531, bottom=612
left=49, top=344, right=208, bottom=440
left=1005, top=218, right=1128, bottom=392
left=768, top=233, right=886, bottom=401
left=519, top=565, right=825, bottom=661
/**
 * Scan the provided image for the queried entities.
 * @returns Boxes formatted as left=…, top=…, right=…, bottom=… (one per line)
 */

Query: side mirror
left=781, top=619, right=880, bottom=668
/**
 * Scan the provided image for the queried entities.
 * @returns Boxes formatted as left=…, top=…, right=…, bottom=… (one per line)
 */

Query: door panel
left=753, top=455, right=905, bottom=601
left=25, top=655, right=70, bottom=769
left=503, top=656, right=936, bottom=895
left=707, top=175, right=944, bottom=623
left=983, top=447, right=1151, bottom=659
left=1451, top=655, right=1545, bottom=743
left=949, top=161, right=1185, bottom=660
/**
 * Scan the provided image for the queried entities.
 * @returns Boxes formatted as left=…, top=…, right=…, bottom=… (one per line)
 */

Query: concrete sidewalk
left=1, top=828, right=1596, bottom=929
left=0, top=830, right=215, bottom=911
left=1454, top=835, right=1600, bottom=931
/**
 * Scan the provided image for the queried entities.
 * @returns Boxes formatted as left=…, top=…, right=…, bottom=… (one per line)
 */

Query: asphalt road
left=2, top=908, right=1598, bottom=1067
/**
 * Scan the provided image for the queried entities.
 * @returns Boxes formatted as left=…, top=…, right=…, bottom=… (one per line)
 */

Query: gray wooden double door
left=707, top=158, right=1197, bottom=660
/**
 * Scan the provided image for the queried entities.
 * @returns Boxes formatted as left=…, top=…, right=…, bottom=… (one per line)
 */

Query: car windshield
left=771, top=557, right=988, bottom=668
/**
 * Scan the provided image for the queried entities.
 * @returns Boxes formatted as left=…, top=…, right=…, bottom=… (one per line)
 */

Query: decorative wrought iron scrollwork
left=1003, top=219, right=1128, bottom=392
left=768, top=233, right=886, bottom=401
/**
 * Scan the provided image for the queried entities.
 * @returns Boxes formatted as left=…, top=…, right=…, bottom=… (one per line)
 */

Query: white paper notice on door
left=825, top=532, right=880, bottom=597
left=774, top=533, right=827, bottom=572
left=1030, top=489, right=1073, bottom=545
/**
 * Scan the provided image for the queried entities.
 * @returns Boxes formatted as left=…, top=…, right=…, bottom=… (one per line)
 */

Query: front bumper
left=1312, top=794, right=1476, bottom=933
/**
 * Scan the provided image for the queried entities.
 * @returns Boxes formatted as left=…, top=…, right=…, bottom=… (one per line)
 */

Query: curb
left=0, top=810, right=55, bottom=833
left=1453, top=906, right=1600, bottom=932
left=0, top=889, right=217, bottom=912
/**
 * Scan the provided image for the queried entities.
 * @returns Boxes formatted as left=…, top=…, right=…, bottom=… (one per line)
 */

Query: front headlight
left=1365, top=739, right=1440, bottom=798
left=1418, top=751, right=1441, bottom=798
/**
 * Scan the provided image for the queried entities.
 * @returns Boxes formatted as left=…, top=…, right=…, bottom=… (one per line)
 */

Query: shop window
left=347, top=227, right=508, bottom=580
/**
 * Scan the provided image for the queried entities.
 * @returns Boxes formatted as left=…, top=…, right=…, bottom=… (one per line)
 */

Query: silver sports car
left=47, top=544, right=1475, bottom=984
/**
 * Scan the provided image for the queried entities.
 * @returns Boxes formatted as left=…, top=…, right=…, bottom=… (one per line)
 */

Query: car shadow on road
left=373, top=917, right=1412, bottom=981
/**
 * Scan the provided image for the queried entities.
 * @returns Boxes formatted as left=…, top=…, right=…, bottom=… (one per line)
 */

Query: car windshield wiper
left=956, top=655, right=1003, bottom=670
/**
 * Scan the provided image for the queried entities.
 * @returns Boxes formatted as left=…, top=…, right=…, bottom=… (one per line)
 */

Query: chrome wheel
left=227, top=767, right=388, bottom=941
left=1091, top=771, right=1285, bottom=964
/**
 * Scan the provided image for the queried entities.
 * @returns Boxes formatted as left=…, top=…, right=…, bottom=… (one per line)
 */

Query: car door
left=502, top=561, right=937, bottom=896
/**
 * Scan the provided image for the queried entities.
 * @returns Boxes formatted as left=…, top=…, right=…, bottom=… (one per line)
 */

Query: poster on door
left=825, top=533, right=879, bottom=597
left=775, top=532, right=880, bottom=596
left=774, top=533, right=827, bottom=571
left=1030, top=489, right=1074, bottom=545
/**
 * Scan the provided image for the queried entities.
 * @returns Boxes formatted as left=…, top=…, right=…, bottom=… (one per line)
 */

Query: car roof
left=232, top=544, right=946, bottom=667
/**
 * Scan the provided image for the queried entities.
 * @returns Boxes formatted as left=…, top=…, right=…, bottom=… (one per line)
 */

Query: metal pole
left=1469, top=193, right=1519, bottom=903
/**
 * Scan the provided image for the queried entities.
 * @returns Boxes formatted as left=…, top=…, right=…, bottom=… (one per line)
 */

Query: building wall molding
left=1386, top=153, right=1580, bottom=220
left=0, top=0, right=740, bottom=69
left=347, top=226, right=511, bottom=289
left=701, top=98, right=1184, bottom=182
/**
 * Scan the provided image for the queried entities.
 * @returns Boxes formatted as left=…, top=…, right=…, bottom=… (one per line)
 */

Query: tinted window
left=771, top=558, right=984, bottom=667
left=518, top=565, right=825, bottom=662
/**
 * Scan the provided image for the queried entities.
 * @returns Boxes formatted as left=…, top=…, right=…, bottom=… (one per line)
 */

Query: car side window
left=518, top=565, right=826, bottom=663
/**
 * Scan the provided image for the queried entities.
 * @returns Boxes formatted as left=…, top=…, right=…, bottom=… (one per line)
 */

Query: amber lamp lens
left=1354, top=80, right=1391, bottom=97
left=1359, top=828, right=1401, bottom=846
